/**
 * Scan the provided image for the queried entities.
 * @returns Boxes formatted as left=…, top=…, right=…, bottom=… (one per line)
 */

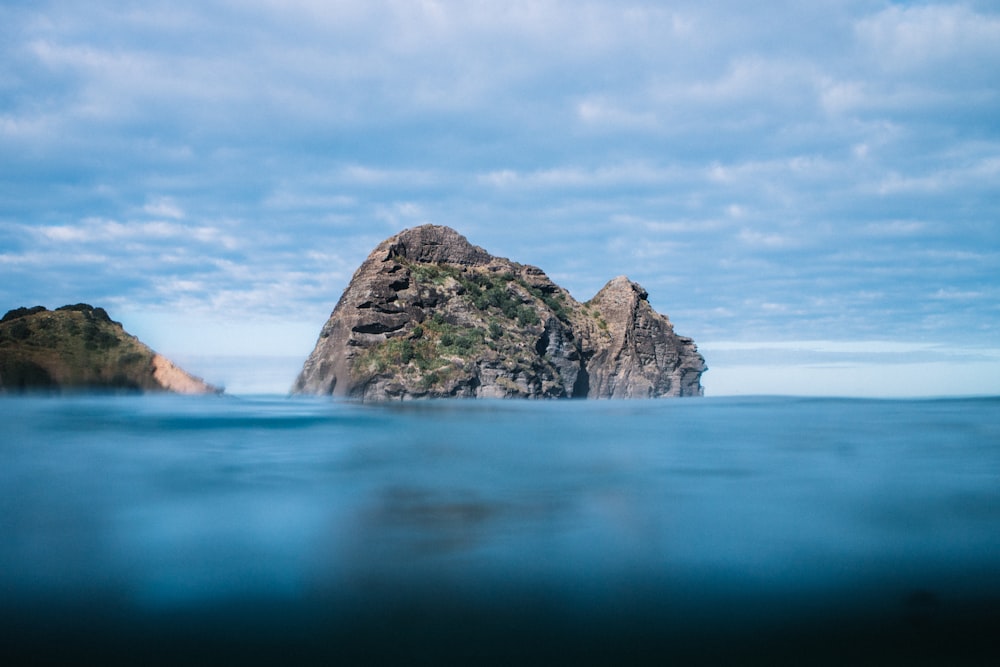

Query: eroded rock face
left=292, top=225, right=705, bottom=400
left=581, top=276, right=705, bottom=398
left=0, top=304, right=220, bottom=394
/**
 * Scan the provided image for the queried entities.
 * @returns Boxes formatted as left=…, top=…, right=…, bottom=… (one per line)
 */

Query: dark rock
left=1, top=306, right=47, bottom=323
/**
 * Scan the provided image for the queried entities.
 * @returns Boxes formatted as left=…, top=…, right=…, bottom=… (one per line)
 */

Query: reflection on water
left=1, top=395, right=999, bottom=664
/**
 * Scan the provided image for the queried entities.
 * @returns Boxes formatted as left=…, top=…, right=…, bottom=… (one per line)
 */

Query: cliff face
left=293, top=225, right=705, bottom=400
left=582, top=277, right=705, bottom=398
left=0, top=304, right=220, bottom=394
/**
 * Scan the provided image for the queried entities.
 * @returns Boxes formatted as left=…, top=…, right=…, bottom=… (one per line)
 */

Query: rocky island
left=0, top=304, right=220, bottom=394
left=293, top=225, right=705, bottom=400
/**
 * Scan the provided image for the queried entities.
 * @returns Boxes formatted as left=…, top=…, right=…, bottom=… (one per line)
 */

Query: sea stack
left=0, top=304, right=220, bottom=394
left=293, top=225, right=705, bottom=400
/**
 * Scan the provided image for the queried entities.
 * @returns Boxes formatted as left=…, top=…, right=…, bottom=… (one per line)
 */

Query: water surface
left=2, top=395, right=998, bottom=664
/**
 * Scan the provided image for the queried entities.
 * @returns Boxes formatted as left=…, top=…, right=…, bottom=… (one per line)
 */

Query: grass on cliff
left=0, top=307, right=156, bottom=390
left=352, top=312, right=490, bottom=388
left=408, top=261, right=568, bottom=326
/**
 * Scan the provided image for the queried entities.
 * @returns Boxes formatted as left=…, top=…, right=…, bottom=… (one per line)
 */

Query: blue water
left=2, top=395, right=999, bottom=665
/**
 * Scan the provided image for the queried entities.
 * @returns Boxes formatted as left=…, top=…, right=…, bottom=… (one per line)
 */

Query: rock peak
left=381, top=224, right=492, bottom=266
left=593, top=275, right=649, bottom=302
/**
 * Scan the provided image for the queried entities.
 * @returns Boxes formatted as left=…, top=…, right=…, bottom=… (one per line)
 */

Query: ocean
left=2, top=395, right=999, bottom=665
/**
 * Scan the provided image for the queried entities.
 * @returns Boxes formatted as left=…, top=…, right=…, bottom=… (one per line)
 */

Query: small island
left=0, top=304, right=219, bottom=395
left=293, top=225, right=705, bottom=400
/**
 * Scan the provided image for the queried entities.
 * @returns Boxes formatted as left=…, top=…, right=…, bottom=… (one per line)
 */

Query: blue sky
left=2, top=0, right=999, bottom=396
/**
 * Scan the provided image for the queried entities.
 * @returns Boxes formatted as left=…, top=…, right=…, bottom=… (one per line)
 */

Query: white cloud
left=576, top=98, right=659, bottom=130
left=262, top=190, right=357, bottom=211
left=725, top=204, right=745, bottom=219
left=930, top=289, right=986, bottom=301
left=626, top=239, right=685, bottom=260
left=0, top=248, right=111, bottom=268
left=336, top=165, right=440, bottom=186
left=856, top=4, right=1000, bottom=73
left=478, top=163, right=684, bottom=189
left=143, top=198, right=185, bottom=219
left=374, top=201, right=427, bottom=228
left=860, top=220, right=927, bottom=237
left=872, top=157, right=1000, bottom=195
left=610, top=213, right=727, bottom=235
left=738, top=229, right=795, bottom=248
left=819, top=79, right=867, bottom=115
left=918, top=249, right=997, bottom=263
left=156, top=278, right=205, bottom=294
left=684, top=56, right=815, bottom=105
left=0, top=114, right=55, bottom=142
left=477, top=170, right=520, bottom=187
left=36, top=218, right=237, bottom=248
left=39, top=219, right=179, bottom=243
left=818, top=5, right=1000, bottom=118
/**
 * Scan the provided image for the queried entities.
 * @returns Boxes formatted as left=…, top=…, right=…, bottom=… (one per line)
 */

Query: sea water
left=1, top=395, right=998, bottom=665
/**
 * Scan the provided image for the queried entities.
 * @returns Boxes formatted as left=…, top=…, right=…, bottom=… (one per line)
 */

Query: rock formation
left=293, top=225, right=705, bottom=400
left=0, top=304, right=220, bottom=394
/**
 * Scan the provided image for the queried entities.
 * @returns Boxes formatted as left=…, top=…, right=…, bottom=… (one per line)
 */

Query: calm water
left=2, top=395, right=999, bottom=665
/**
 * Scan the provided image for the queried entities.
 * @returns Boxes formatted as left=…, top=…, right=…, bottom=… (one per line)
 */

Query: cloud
left=1, top=0, right=999, bottom=396
left=859, top=220, right=927, bottom=237
left=930, top=289, right=985, bottom=301
left=335, top=165, right=441, bottom=187
left=143, top=197, right=185, bottom=219
left=738, top=229, right=796, bottom=249
left=814, top=5, right=1000, bottom=122
left=35, top=218, right=239, bottom=249
left=672, top=56, right=819, bottom=110
left=856, top=4, right=1000, bottom=74
left=39, top=219, right=175, bottom=242
left=871, top=157, right=1000, bottom=195
left=576, top=98, right=659, bottom=131
left=477, top=163, right=684, bottom=190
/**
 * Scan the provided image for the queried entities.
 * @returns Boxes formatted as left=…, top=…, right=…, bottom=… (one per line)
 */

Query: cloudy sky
left=2, top=0, right=998, bottom=395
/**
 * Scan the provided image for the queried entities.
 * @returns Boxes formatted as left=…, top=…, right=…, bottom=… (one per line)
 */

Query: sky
left=2, top=0, right=999, bottom=396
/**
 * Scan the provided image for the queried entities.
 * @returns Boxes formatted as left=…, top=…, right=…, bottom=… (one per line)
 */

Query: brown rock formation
left=0, top=304, right=220, bottom=394
left=292, top=225, right=705, bottom=400
left=582, top=276, right=705, bottom=398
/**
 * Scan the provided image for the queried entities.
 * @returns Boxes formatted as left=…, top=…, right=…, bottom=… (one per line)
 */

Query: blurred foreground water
left=2, top=395, right=999, bottom=665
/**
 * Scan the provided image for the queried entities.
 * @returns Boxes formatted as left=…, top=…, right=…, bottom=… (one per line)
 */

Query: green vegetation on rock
left=0, top=304, right=217, bottom=394
left=348, top=260, right=571, bottom=395
left=352, top=302, right=492, bottom=393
